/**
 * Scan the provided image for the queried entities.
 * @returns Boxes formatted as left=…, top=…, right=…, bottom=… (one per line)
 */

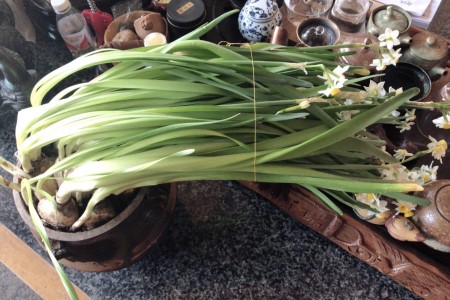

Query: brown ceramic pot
left=414, top=180, right=450, bottom=252
left=103, top=10, right=169, bottom=45
left=13, top=183, right=177, bottom=271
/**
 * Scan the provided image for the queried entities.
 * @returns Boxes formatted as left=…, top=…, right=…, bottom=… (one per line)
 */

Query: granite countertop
left=1, top=1, right=449, bottom=299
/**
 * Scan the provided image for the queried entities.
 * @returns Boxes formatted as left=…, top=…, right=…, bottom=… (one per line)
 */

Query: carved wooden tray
left=239, top=3, right=450, bottom=299
left=239, top=181, right=450, bottom=299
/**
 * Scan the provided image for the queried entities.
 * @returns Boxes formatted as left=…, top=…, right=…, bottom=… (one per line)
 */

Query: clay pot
left=13, top=183, right=177, bottom=271
left=133, top=12, right=167, bottom=40
left=414, top=180, right=450, bottom=252
left=400, top=32, right=449, bottom=81
left=385, top=214, right=425, bottom=242
left=104, top=10, right=169, bottom=45
left=367, top=5, right=412, bottom=43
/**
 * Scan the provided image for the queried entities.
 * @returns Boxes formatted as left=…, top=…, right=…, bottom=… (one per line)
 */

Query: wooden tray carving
left=239, top=181, right=450, bottom=299
left=240, top=6, right=450, bottom=299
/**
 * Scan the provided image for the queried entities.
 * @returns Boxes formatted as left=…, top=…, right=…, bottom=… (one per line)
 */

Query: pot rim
left=12, top=180, right=177, bottom=242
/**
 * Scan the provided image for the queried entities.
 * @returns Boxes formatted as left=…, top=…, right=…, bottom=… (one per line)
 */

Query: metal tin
left=166, top=0, right=206, bottom=40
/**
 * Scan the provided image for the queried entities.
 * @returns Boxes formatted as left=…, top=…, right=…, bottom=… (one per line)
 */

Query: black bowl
left=382, top=62, right=432, bottom=101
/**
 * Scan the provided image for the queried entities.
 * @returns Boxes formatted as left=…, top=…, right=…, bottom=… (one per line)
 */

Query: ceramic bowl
left=382, top=62, right=431, bottom=101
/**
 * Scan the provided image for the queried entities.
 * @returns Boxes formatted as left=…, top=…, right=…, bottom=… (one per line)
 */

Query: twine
left=219, top=42, right=258, bottom=182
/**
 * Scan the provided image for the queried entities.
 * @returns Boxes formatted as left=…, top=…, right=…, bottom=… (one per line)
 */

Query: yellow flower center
left=398, top=205, right=410, bottom=214
left=330, top=88, right=341, bottom=96
left=443, top=123, right=450, bottom=129
left=435, top=140, right=448, bottom=155
left=404, top=211, right=414, bottom=218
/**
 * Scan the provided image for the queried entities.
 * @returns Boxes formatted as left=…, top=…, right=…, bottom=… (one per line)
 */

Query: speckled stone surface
left=1, top=1, right=449, bottom=298
left=0, top=178, right=421, bottom=299
left=0, top=56, right=420, bottom=300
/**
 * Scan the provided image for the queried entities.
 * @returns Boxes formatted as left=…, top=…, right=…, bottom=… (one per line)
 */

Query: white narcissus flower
left=372, top=199, right=390, bottom=215
left=396, top=120, right=415, bottom=133
left=388, top=86, right=403, bottom=96
left=344, top=99, right=353, bottom=105
left=330, top=65, right=350, bottom=85
left=298, top=100, right=311, bottom=109
left=369, top=58, right=386, bottom=71
left=390, top=110, right=401, bottom=117
left=336, top=110, right=359, bottom=121
left=393, top=149, right=413, bottom=162
left=319, top=87, right=338, bottom=97
left=404, top=109, right=416, bottom=122
left=427, top=136, right=448, bottom=163
left=336, top=97, right=360, bottom=121
left=432, top=113, right=450, bottom=129
left=393, top=200, right=417, bottom=218
left=337, top=91, right=369, bottom=103
left=407, top=169, right=421, bottom=183
left=355, top=193, right=379, bottom=205
left=380, top=164, right=410, bottom=182
left=386, top=109, right=400, bottom=119
left=318, top=65, right=349, bottom=97
left=378, top=28, right=401, bottom=49
left=364, top=80, right=386, bottom=96
left=419, top=163, right=439, bottom=184
left=284, top=62, right=308, bottom=75
left=382, top=48, right=402, bottom=66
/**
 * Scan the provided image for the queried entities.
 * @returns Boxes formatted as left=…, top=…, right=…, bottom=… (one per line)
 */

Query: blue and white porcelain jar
left=238, top=0, right=282, bottom=43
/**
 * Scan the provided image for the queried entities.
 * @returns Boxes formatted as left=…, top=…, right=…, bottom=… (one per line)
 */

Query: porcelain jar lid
left=242, top=0, right=280, bottom=22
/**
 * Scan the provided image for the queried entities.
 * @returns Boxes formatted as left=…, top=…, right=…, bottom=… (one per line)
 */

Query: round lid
left=409, top=32, right=448, bottom=62
left=436, top=185, right=450, bottom=223
left=166, top=0, right=205, bottom=28
left=298, top=18, right=339, bottom=46
left=373, top=5, right=409, bottom=32
left=51, top=0, right=70, bottom=14
left=300, top=25, right=335, bottom=46
left=243, top=0, right=279, bottom=21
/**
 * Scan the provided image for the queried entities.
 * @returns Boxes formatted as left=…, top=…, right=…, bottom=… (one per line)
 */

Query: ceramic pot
left=400, top=32, right=449, bottom=81
left=104, top=10, right=169, bottom=45
left=238, top=0, right=282, bottom=42
left=13, top=183, right=177, bottom=272
left=367, top=5, right=412, bottom=44
left=413, top=180, right=450, bottom=252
